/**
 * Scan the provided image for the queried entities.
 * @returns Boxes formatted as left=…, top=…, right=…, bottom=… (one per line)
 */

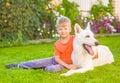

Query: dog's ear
left=74, top=23, right=83, bottom=34
left=85, top=22, right=91, bottom=30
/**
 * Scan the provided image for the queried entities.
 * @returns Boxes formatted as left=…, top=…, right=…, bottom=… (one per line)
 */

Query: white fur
left=61, top=23, right=114, bottom=76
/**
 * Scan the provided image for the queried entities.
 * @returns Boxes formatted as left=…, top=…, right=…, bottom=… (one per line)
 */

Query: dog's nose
left=95, top=42, right=99, bottom=46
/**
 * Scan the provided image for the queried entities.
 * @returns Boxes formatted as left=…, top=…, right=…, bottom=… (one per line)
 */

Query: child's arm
left=54, top=56, right=77, bottom=70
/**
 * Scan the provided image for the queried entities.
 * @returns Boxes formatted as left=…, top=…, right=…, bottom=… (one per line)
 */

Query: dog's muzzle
left=95, top=41, right=99, bottom=46
left=83, top=44, right=94, bottom=56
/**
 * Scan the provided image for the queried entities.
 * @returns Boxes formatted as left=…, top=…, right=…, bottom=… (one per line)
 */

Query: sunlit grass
left=0, top=36, right=120, bottom=83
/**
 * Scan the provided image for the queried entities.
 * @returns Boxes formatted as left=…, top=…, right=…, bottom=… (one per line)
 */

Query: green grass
left=0, top=36, right=120, bottom=83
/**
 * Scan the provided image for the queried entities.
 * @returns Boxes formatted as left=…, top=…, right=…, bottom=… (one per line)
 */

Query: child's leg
left=45, top=64, right=65, bottom=72
left=18, top=57, right=54, bottom=69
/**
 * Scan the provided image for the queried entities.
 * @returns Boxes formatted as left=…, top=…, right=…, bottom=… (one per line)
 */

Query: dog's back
left=93, top=45, right=114, bottom=66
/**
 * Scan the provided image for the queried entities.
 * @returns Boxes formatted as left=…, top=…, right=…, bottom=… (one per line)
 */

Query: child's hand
left=66, top=64, right=77, bottom=70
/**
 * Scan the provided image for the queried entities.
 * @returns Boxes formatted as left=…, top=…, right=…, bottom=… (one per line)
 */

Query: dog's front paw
left=60, top=70, right=75, bottom=76
left=60, top=73, right=71, bottom=76
left=60, top=73, right=65, bottom=76
left=60, top=73, right=68, bottom=76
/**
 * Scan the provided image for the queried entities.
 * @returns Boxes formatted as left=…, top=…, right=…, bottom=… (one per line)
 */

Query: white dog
left=61, top=23, right=114, bottom=76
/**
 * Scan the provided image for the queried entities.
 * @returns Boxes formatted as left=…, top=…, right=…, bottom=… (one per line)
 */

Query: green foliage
left=90, top=0, right=113, bottom=19
left=56, top=0, right=80, bottom=27
left=0, top=0, right=57, bottom=47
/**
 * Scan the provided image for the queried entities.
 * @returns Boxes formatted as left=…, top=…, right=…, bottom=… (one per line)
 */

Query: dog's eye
left=85, top=35, right=90, bottom=38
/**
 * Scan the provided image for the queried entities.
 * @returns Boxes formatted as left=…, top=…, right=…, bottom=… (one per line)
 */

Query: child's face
left=57, top=22, right=71, bottom=38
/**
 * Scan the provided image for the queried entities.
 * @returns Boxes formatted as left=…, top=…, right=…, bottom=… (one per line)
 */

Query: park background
left=0, top=0, right=120, bottom=83
left=0, top=0, right=120, bottom=46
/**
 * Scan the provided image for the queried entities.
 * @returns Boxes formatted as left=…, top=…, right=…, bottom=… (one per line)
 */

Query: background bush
left=0, top=0, right=57, bottom=47
left=90, top=0, right=113, bottom=19
left=0, top=0, right=120, bottom=47
left=75, top=0, right=120, bottom=34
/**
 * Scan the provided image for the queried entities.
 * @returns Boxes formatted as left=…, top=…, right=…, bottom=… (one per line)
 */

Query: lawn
left=0, top=36, right=120, bottom=83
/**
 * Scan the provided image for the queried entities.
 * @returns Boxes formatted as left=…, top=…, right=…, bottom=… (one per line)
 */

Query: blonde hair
left=56, top=16, right=71, bottom=28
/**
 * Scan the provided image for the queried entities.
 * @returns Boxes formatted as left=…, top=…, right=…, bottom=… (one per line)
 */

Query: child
left=6, top=16, right=77, bottom=72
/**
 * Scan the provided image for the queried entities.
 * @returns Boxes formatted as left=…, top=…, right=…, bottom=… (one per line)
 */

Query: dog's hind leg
left=97, top=45, right=114, bottom=65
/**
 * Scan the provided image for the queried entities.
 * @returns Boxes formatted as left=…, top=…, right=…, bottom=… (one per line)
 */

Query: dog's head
left=74, top=23, right=99, bottom=55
